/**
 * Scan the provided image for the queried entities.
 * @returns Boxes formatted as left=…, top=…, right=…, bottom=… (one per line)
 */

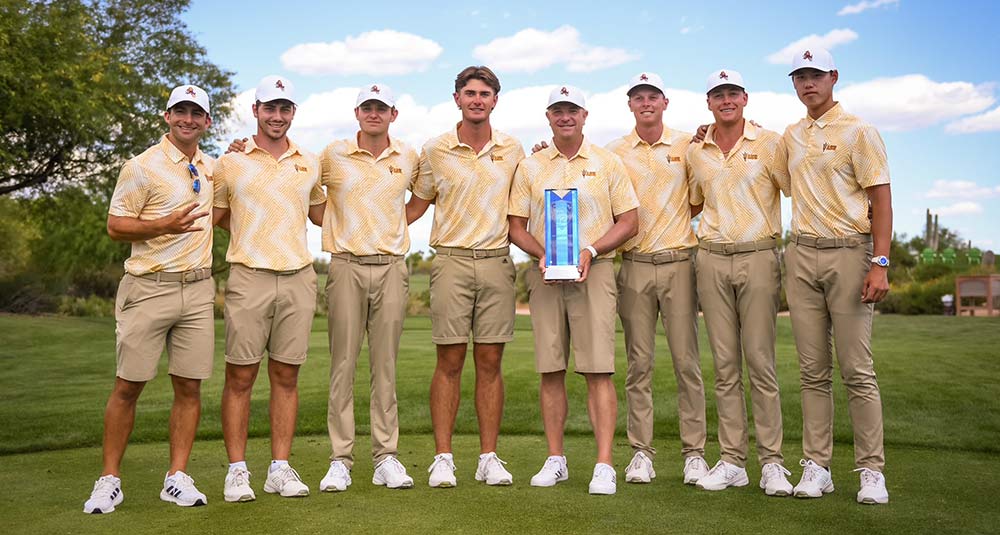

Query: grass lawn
left=1, top=313, right=999, bottom=533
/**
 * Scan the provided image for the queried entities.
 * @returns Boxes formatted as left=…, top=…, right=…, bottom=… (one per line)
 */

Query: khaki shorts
left=224, top=263, right=317, bottom=365
left=115, top=274, right=215, bottom=382
left=429, top=253, right=516, bottom=345
left=525, top=260, right=617, bottom=374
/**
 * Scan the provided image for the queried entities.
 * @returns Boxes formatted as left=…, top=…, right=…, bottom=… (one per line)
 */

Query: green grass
left=1, top=313, right=999, bottom=533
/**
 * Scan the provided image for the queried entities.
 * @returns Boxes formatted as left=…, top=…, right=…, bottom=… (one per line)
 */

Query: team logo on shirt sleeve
left=822, top=143, right=837, bottom=152
left=667, top=156, right=681, bottom=163
left=490, top=154, right=504, bottom=162
left=742, top=152, right=759, bottom=161
left=388, top=165, right=403, bottom=174
left=294, top=164, right=308, bottom=172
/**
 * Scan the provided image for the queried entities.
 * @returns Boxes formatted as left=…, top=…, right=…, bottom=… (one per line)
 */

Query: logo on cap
left=560, top=87, right=570, bottom=96
left=275, top=79, right=285, bottom=91
left=719, top=71, right=729, bottom=80
left=803, top=50, right=813, bottom=62
left=185, top=86, right=197, bottom=97
left=371, top=85, right=380, bottom=94
left=640, top=74, right=648, bottom=81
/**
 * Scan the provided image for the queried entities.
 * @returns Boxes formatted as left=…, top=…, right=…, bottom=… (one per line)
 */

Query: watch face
left=875, top=256, right=889, bottom=267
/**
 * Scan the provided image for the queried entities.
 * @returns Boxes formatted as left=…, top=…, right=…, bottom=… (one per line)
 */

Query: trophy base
left=544, top=265, right=580, bottom=281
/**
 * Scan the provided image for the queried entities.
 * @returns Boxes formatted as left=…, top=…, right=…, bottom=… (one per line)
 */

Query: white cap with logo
left=547, top=85, right=586, bottom=108
left=705, top=69, right=746, bottom=94
left=356, top=83, right=396, bottom=108
left=789, top=47, right=836, bottom=75
left=167, top=84, right=211, bottom=114
left=255, top=75, right=297, bottom=105
left=626, top=72, right=666, bottom=96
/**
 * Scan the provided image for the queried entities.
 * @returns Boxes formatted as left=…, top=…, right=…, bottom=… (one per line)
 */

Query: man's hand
left=531, top=141, right=549, bottom=154
left=227, top=137, right=248, bottom=154
left=692, top=124, right=710, bottom=143
left=862, top=266, right=890, bottom=303
left=160, top=203, right=210, bottom=234
left=575, top=247, right=593, bottom=283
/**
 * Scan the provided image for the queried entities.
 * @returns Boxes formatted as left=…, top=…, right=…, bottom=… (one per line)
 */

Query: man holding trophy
left=508, top=85, right=638, bottom=495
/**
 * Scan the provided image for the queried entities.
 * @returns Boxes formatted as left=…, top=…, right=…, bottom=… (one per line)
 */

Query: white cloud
left=946, top=106, right=1000, bottom=134
left=280, top=30, right=443, bottom=76
left=766, top=29, right=858, bottom=64
left=925, top=180, right=1000, bottom=199
left=472, top=26, right=638, bottom=73
left=932, top=202, right=983, bottom=216
left=839, top=75, right=996, bottom=131
left=838, top=0, right=899, bottom=16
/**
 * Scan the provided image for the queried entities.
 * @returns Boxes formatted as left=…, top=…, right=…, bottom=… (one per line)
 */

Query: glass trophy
left=543, top=188, right=581, bottom=281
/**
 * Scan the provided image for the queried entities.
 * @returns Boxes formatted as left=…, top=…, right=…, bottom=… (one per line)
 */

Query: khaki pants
left=326, top=256, right=408, bottom=468
left=695, top=248, right=784, bottom=467
left=617, top=255, right=705, bottom=459
left=785, top=240, right=885, bottom=471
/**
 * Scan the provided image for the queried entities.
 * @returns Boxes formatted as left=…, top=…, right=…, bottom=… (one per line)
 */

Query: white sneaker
left=695, top=460, right=749, bottom=491
left=160, top=471, right=207, bottom=507
left=625, top=451, right=655, bottom=484
left=475, top=452, right=513, bottom=486
left=855, top=468, right=889, bottom=505
left=428, top=453, right=457, bottom=488
left=223, top=467, right=255, bottom=502
left=530, top=455, right=568, bottom=487
left=373, top=456, right=414, bottom=489
left=760, top=463, right=793, bottom=497
left=683, top=455, right=710, bottom=485
left=793, top=459, right=834, bottom=498
left=588, top=463, right=617, bottom=495
left=320, top=460, right=352, bottom=492
left=83, top=475, right=123, bottom=514
left=263, top=464, right=309, bottom=497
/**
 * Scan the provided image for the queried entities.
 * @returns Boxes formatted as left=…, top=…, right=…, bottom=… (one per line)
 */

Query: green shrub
left=878, top=274, right=956, bottom=315
left=57, top=295, right=114, bottom=317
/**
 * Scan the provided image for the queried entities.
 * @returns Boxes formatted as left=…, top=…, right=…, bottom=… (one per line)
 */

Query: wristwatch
left=584, top=245, right=598, bottom=258
left=871, top=256, right=890, bottom=267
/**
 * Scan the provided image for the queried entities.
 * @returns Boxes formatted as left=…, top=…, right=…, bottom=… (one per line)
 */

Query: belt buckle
left=722, top=243, right=736, bottom=255
left=472, top=249, right=484, bottom=260
left=182, top=270, right=197, bottom=283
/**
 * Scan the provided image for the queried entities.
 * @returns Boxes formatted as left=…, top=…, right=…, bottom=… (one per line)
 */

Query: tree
left=0, top=0, right=235, bottom=196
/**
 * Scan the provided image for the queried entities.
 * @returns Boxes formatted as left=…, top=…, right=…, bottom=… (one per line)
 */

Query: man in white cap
left=686, top=70, right=794, bottom=496
left=85, top=84, right=215, bottom=513
left=317, top=83, right=418, bottom=492
left=508, top=85, right=638, bottom=495
left=781, top=47, right=892, bottom=505
left=407, top=66, right=524, bottom=488
left=605, top=72, right=709, bottom=486
left=213, top=75, right=324, bottom=502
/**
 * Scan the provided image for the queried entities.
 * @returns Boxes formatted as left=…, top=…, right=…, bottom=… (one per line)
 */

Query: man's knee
left=436, top=344, right=467, bottom=377
left=111, top=377, right=145, bottom=404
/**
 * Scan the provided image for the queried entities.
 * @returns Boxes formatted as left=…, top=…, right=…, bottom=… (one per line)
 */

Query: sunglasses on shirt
left=187, top=163, right=201, bottom=194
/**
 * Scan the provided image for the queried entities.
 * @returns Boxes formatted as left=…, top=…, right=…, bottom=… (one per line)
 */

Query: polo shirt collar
left=704, top=119, right=758, bottom=148
left=627, top=125, right=673, bottom=148
left=809, top=102, right=844, bottom=129
left=547, top=139, right=591, bottom=160
left=160, top=134, right=206, bottom=165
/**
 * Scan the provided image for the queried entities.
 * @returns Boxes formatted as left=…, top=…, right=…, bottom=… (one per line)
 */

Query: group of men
left=84, top=45, right=892, bottom=514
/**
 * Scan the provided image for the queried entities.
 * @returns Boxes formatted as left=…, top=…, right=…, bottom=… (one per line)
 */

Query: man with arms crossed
left=408, top=66, right=524, bottom=488
left=213, top=75, right=324, bottom=502
left=509, top=86, right=638, bottom=495
left=782, top=48, right=892, bottom=505
left=606, top=72, right=710, bottom=486
left=84, top=85, right=215, bottom=513
left=318, top=83, right=417, bottom=491
left=686, top=70, right=793, bottom=496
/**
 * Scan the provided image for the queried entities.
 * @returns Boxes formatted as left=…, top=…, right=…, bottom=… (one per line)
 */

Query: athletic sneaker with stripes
left=83, top=475, right=123, bottom=514
left=160, top=470, right=207, bottom=507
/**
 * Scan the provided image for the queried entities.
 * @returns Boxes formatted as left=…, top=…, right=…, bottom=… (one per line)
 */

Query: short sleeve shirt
left=319, top=135, right=418, bottom=256
left=413, top=126, right=525, bottom=249
left=108, top=135, right=214, bottom=275
left=213, top=137, right=324, bottom=271
left=509, top=140, right=639, bottom=260
left=686, top=121, right=787, bottom=243
left=606, top=127, right=697, bottom=253
left=781, top=103, right=891, bottom=237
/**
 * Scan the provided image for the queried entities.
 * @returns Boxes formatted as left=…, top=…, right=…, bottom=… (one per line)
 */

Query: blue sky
left=182, top=0, right=1000, bottom=258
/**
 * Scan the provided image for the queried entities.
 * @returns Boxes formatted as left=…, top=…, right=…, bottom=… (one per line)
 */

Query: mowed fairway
left=1, top=313, right=999, bottom=533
